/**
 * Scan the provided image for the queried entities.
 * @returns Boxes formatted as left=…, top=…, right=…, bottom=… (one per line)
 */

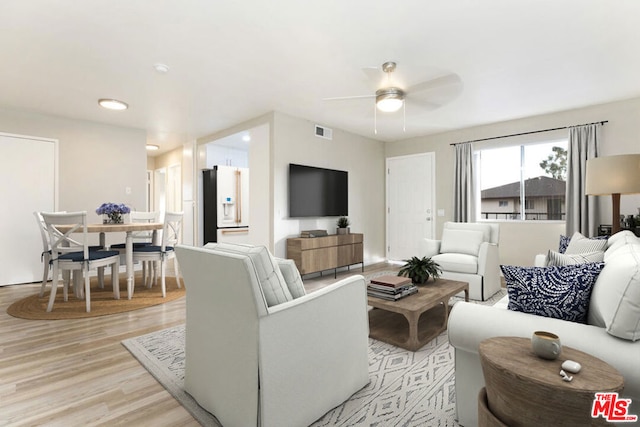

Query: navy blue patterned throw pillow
left=558, top=235, right=571, bottom=253
left=501, top=263, right=604, bottom=323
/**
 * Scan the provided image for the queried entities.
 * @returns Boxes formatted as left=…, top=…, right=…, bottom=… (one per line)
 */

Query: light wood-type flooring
left=0, top=262, right=398, bottom=426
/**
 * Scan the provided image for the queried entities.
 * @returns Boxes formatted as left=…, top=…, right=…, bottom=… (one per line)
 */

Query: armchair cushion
left=431, top=253, right=478, bottom=274
left=546, top=249, right=604, bottom=266
left=501, top=262, right=604, bottom=324
left=440, top=228, right=484, bottom=256
left=204, top=242, right=293, bottom=307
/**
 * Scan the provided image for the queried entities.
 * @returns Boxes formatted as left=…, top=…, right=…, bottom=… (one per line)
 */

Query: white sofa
left=421, top=222, right=500, bottom=301
left=175, top=243, right=370, bottom=427
left=448, top=231, right=640, bottom=426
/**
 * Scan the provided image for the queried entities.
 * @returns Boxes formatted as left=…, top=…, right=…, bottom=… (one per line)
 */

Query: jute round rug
left=7, top=275, right=185, bottom=320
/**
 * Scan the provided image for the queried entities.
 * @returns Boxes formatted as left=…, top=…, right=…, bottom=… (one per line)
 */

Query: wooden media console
left=286, top=233, right=364, bottom=277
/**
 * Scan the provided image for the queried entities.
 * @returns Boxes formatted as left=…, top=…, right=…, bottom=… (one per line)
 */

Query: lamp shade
left=586, top=154, right=640, bottom=196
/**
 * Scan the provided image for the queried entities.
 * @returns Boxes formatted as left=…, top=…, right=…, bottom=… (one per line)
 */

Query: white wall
left=385, top=96, right=640, bottom=266
left=0, top=107, right=147, bottom=247
left=272, top=112, right=386, bottom=263
left=248, top=124, right=271, bottom=248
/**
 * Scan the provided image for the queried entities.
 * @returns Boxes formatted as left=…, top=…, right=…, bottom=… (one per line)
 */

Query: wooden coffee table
left=367, top=278, right=468, bottom=351
left=479, top=337, right=625, bottom=426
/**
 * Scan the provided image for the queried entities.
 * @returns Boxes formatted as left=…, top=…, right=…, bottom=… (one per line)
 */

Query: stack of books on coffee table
left=367, top=275, right=418, bottom=301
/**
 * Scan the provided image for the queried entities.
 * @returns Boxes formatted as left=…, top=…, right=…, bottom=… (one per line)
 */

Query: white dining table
left=56, top=222, right=164, bottom=299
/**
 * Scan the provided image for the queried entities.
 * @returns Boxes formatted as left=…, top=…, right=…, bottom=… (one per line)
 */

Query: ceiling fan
left=324, top=61, right=462, bottom=132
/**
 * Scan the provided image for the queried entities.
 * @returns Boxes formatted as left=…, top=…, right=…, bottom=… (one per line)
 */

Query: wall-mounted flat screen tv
left=289, top=163, right=348, bottom=217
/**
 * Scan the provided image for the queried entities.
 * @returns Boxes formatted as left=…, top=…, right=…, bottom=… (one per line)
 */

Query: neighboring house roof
left=481, top=176, right=566, bottom=199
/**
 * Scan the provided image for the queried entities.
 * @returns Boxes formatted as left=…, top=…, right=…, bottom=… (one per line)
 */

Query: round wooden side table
left=479, top=336, right=624, bottom=427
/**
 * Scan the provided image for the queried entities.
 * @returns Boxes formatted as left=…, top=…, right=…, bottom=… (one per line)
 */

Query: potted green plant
left=336, top=216, right=350, bottom=235
left=397, top=256, right=442, bottom=284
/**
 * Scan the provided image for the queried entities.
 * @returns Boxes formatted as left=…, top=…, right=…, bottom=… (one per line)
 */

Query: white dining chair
left=41, top=211, right=121, bottom=312
left=110, top=211, right=160, bottom=287
left=131, top=212, right=183, bottom=298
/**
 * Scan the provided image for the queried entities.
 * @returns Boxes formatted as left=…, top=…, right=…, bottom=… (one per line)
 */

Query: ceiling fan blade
left=323, top=94, right=375, bottom=101
left=406, top=73, right=462, bottom=94
left=405, top=96, right=442, bottom=111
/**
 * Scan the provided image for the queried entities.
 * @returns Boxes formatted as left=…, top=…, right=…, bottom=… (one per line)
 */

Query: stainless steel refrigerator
left=202, top=165, right=250, bottom=244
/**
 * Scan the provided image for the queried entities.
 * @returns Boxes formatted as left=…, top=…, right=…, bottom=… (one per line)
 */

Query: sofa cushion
left=546, top=250, right=604, bottom=266
left=564, top=232, right=608, bottom=255
left=431, top=253, right=478, bottom=274
left=607, top=230, right=639, bottom=248
left=501, top=263, right=604, bottom=324
left=440, top=228, right=484, bottom=257
left=204, top=242, right=293, bottom=307
left=588, top=244, right=640, bottom=341
left=604, top=231, right=640, bottom=262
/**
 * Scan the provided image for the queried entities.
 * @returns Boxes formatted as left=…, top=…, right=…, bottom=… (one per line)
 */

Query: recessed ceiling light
left=98, top=98, right=128, bottom=110
left=154, top=63, right=170, bottom=73
left=146, top=144, right=160, bottom=151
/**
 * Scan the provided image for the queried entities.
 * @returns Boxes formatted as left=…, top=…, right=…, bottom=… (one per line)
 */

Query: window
left=478, top=140, right=567, bottom=221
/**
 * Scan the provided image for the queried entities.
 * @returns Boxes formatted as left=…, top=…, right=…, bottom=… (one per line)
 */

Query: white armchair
left=175, top=243, right=370, bottom=427
left=421, top=222, right=500, bottom=301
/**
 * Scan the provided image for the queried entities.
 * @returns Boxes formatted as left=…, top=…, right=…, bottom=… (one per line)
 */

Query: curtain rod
left=449, top=120, right=608, bottom=146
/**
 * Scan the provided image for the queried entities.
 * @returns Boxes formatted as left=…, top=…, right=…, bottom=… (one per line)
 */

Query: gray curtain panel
left=566, top=124, right=601, bottom=236
left=454, top=142, right=475, bottom=222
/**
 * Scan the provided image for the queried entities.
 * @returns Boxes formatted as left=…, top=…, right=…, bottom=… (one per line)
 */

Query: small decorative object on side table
left=96, top=202, right=131, bottom=224
left=478, top=337, right=625, bottom=426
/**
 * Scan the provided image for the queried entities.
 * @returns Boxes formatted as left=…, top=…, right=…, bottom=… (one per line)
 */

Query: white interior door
left=386, top=153, right=435, bottom=261
left=0, top=133, right=57, bottom=285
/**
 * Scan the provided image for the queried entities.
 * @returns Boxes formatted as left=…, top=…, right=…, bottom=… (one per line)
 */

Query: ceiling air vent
left=315, top=124, right=333, bottom=140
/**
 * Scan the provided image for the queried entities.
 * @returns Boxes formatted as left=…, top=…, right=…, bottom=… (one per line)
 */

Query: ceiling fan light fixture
left=376, top=88, right=405, bottom=112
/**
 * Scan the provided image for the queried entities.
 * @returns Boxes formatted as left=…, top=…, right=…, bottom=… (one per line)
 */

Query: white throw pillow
left=440, top=228, right=484, bottom=257
left=205, top=242, right=293, bottom=307
left=565, top=231, right=607, bottom=255
left=546, top=250, right=604, bottom=266
left=588, top=244, right=640, bottom=341
left=444, top=222, right=493, bottom=243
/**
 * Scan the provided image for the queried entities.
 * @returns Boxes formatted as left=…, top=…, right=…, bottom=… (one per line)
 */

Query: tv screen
left=289, top=163, right=348, bottom=217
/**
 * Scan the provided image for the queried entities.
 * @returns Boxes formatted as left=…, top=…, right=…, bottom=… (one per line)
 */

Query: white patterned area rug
left=122, top=280, right=506, bottom=427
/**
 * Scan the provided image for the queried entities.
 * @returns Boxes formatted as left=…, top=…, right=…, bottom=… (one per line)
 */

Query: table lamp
left=585, top=154, right=640, bottom=234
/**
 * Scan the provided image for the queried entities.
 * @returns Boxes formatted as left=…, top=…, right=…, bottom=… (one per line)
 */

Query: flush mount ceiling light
left=376, top=87, right=405, bottom=112
left=153, top=63, right=170, bottom=74
left=146, top=144, right=159, bottom=151
left=98, top=98, right=128, bottom=110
